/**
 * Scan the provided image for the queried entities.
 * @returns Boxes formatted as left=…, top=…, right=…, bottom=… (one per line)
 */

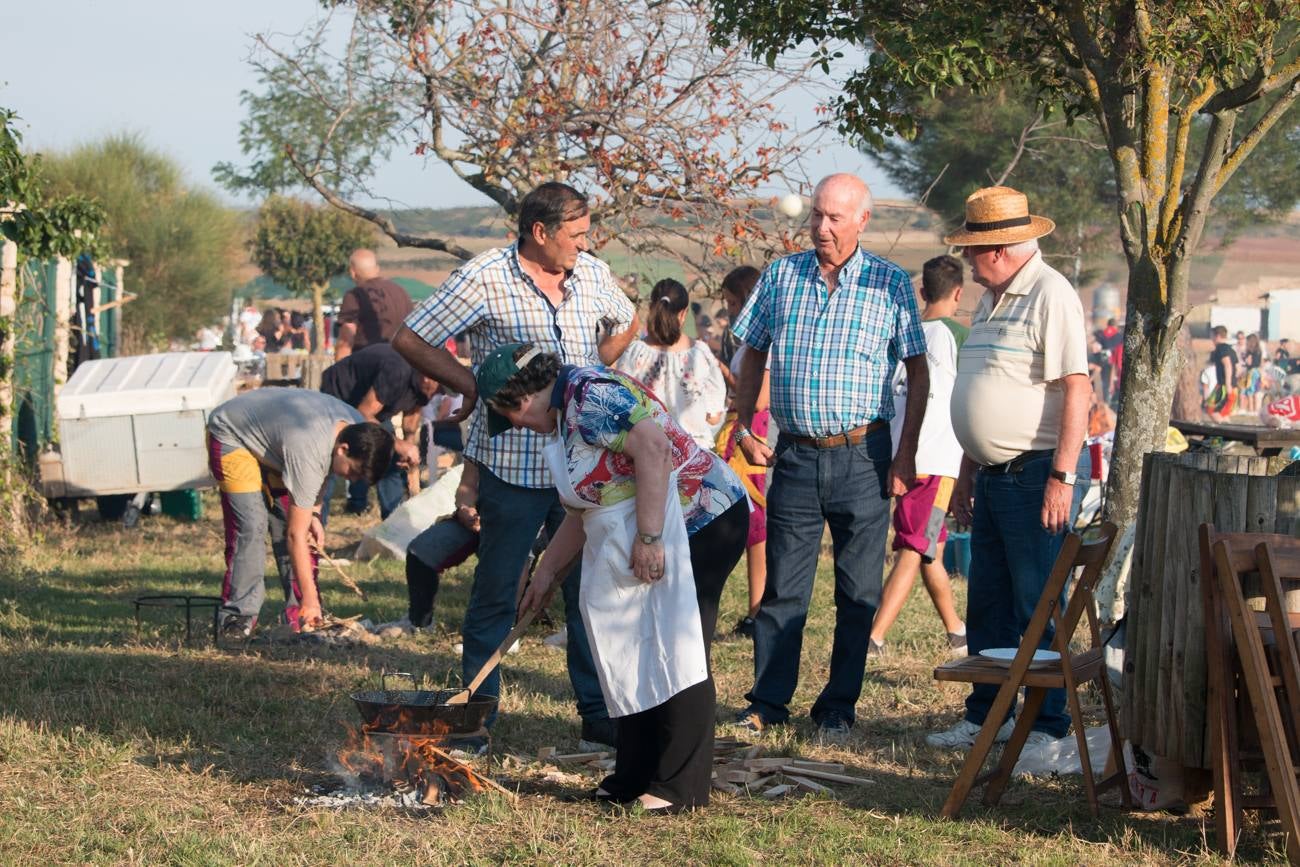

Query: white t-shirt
left=891, top=319, right=964, bottom=478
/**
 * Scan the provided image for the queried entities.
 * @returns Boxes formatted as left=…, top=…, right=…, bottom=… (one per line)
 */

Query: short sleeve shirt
left=951, top=252, right=1088, bottom=466
left=730, top=248, right=925, bottom=437
left=557, top=366, right=746, bottom=535
left=207, top=388, right=362, bottom=508
left=338, top=278, right=414, bottom=348
left=319, top=343, right=428, bottom=423
left=404, top=244, right=636, bottom=488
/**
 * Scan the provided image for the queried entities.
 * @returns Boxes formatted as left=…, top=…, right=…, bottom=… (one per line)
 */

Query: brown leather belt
left=788, top=420, right=887, bottom=449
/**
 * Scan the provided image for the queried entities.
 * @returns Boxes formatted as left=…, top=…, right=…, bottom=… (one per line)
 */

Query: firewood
left=711, top=779, right=741, bottom=794
left=786, top=774, right=832, bottom=795
left=551, top=751, right=609, bottom=762
left=777, top=765, right=873, bottom=787
left=423, top=745, right=519, bottom=802
left=743, top=745, right=762, bottom=760
left=722, top=769, right=763, bottom=784
left=746, top=774, right=776, bottom=789
left=589, top=758, right=617, bottom=771
left=742, top=758, right=790, bottom=771
left=762, top=784, right=796, bottom=799
left=536, top=746, right=557, bottom=761
left=787, top=760, right=845, bottom=773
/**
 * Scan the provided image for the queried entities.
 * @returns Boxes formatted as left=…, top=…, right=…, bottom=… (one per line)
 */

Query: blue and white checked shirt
left=731, top=247, right=925, bottom=437
left=405, top=244, right=636, bottom=488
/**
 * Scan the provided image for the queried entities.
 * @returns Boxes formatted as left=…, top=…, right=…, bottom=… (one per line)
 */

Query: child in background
left=869, top=255, right=968, bottom=658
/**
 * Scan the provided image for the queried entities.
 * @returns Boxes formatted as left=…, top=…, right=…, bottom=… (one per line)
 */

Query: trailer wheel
left=96, top=495, right=131, bottom=521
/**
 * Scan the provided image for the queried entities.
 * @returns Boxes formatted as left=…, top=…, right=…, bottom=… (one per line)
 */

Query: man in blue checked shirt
left=393, top=182, right=638, bottom=751
left=730, top=173, right=929, bottom=744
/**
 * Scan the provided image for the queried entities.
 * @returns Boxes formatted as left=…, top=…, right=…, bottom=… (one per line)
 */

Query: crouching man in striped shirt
left=393, top=182, right=638, bottom=751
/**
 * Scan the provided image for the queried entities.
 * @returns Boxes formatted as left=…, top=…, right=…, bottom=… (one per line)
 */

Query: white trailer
left=40, top=352, right=237, bottom=503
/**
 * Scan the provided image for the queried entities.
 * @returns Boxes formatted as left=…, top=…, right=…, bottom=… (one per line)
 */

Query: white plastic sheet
left=354, top=464, right=463, bottom=561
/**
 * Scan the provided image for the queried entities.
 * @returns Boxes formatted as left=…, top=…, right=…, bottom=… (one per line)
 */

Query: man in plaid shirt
left=393, top=182, right=638, bottom=748
left=730, top=173, right=929, bottom=743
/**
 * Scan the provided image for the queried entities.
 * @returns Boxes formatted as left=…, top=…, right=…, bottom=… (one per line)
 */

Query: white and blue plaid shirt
left=405, top=244, right=636, bottom=488
left=732, top=247, right=925, bottom=437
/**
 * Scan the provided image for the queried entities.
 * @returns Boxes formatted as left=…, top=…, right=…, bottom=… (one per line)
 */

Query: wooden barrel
left=1123, top=451, right=1300, bottom=768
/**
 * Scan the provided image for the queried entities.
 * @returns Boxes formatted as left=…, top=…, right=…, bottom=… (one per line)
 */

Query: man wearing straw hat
left=927, top=185, right=1091, bottom=750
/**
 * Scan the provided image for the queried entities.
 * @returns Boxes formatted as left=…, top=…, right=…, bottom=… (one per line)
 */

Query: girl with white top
left=614, top=279, right=727, bottom=450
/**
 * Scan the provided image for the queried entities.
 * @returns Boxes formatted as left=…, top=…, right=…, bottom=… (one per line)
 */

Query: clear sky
left=3, top=0, right=903, bottom=211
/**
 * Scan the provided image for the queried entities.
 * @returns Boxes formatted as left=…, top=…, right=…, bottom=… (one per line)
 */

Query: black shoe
left=579, top=718, right=619, bottom=751
left=220, top=614, right=254, bottom=640
left=731, top=616, right=756, bottom=639
left=813, top=711, right=852, bottom=745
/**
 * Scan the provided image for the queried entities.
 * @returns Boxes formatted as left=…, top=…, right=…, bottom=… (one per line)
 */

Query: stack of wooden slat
left=536, top=738, right=873, bottom=800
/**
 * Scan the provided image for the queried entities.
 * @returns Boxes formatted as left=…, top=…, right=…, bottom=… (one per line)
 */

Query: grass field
left=0, top=500, right=1280, bottom=865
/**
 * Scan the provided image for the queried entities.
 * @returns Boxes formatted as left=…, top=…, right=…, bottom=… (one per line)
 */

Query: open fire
left=299, top=703, right=513, bottom=811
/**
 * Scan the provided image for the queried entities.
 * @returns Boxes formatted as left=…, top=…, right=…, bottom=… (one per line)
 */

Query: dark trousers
left=467, top=467, right=605, bottom=723
left=964, top=450, right=1090, bottom=737
left=602, top=500, right=748, bottom=808
left=405, top=517, right=478, bottom=625
left=745, top=430, right=892, bottom=726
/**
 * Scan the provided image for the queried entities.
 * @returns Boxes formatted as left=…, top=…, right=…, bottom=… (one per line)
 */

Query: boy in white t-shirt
left=872, top=255, right=969, bottom=657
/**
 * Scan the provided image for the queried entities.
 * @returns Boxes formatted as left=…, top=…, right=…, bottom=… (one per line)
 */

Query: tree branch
left=1212, top=74, right=1300, bottom=197
left=286, top=146, right=474, bottom=259
left=1159, top=78, right=1217, bottom=243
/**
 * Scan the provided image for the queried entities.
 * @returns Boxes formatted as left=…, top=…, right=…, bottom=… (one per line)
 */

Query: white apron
left=542, top=434, right=708, bottom=718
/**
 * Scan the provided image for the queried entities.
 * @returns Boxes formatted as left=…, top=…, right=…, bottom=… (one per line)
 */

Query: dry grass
left=0, top=498, right=1277, bottom=865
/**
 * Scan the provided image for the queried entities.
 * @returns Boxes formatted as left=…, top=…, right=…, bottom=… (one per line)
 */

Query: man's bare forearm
left=1054, top=373, right=1090, bottom=472
left=895, top=355, right=928, bottom=456
left=733, top=346, right=768, bottom=429
left=597, top=312, right=640, bottom=365
left=393, top=326, right=475, bottom=395
left=334, top=323, right=357, bottom=360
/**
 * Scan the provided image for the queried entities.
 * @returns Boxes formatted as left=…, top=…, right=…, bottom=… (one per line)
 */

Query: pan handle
left=380, top=669, right=416, bottom=692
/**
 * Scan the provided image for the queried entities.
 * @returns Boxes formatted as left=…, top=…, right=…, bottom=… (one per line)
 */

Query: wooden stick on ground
left=312, top=545, right=369, bottom=601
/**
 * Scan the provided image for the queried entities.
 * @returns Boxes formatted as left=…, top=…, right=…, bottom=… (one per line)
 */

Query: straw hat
left=942, top=186, right=1055, bottom=246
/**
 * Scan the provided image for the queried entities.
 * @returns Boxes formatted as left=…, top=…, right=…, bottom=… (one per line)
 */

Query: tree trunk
left=311, top=283, right=327, bottom=353
left=1103, top=258, right=1187, bottom=534
left=1170, top=326, right=1203, bottom=422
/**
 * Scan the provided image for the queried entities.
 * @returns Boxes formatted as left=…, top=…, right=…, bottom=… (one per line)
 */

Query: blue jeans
left=467, top=467, right=606, bottom=724
left=964, top=450, right=1090, bottom=738
left=745, top=429, right=892, bottom=726
left=319, top=462, right=405, bottom=525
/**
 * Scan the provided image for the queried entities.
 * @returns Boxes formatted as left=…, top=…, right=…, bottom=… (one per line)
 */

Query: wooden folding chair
left=934, top=521, right=1131, bottom=818
left=1208, top=534, right=1300, bottom=862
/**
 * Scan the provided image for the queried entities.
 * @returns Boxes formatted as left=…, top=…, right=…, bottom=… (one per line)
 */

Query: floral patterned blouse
left=554, top=366, right=747, bottom=535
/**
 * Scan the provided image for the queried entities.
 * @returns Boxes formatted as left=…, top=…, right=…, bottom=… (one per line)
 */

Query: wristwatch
left=637, top=532, right=662, bottom=545
left=733, top=425, right=753, bottom=446
left=1050, top=468, right=1078, bottom=486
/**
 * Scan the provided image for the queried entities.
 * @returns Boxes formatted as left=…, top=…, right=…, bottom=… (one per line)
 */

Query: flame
left=333, top=721, right=488, bottom=805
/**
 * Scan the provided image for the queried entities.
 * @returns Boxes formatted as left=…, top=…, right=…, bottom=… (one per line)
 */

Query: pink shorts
left=892, top=474, right=954, bottom=562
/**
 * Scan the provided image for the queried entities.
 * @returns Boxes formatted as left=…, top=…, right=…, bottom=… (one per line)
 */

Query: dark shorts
left=891, top=474, right=953, bottom=562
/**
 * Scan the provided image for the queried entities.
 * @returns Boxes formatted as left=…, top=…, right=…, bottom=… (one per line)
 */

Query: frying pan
left=351, top=671, right=497, bottom=735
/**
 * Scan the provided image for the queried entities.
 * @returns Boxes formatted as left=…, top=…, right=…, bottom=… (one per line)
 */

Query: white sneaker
left=542, top=627, right=567, bottom=649
left=1023, top=730, right=1058, bottom=749
left=375, top=616, right=416, bottom=638
left=926, top=717, right=1015, bottom=749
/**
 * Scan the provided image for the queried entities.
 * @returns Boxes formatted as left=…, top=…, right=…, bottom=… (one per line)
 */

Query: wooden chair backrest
left=1008, top=522, right=1118, bottom=671
left=1055, top=521, right=1119, bottom=652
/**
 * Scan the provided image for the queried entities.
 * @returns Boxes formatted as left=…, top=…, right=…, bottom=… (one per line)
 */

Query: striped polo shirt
left=950, top=251, right=1088, bottom=466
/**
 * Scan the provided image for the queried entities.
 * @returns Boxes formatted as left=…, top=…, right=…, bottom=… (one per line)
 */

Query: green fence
left=10, top=259, right=57, bottom=461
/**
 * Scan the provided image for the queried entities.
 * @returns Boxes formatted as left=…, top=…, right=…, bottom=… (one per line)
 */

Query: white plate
left=979, top=648, right=1060, bottom=664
